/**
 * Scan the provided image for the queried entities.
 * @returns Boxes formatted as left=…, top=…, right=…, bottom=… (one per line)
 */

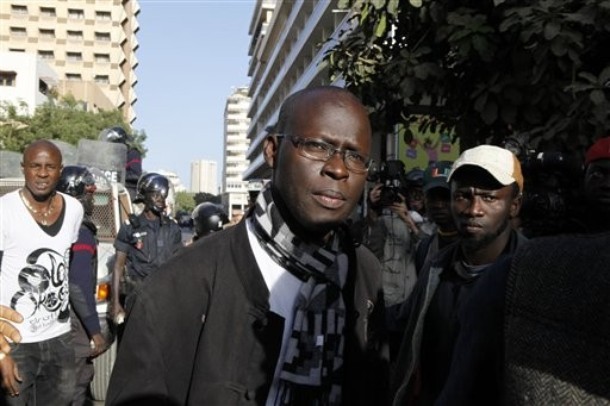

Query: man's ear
left=263, top=134, right=281, bottom=169
left=510, top=192, right=523, bottom=219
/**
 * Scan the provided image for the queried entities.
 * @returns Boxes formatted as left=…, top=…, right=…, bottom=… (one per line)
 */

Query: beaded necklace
left=19, top=189, right=55, bottom=226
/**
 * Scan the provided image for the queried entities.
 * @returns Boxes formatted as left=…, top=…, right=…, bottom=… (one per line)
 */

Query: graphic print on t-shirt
left=10, top=247, right=70, bottom=333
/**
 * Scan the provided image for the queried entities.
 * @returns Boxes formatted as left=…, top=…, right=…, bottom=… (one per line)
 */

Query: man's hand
left=389, top=193, right=419, bottom=232
left=90, top=333, right=107, bottom=358
left=368, top=183, right=383, bottom=206
left=111, top=302, right=126, bottom=326
left=0, top=353, right=22, bottom=398
left=0, top=306, right=22, bottom=355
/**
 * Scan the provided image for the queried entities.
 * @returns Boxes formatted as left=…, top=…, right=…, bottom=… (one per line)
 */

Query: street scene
left=1, top=0, right=609, bottom=405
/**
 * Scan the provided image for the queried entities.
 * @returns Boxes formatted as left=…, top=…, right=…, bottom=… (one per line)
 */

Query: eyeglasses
left=280, top=134, right=372, bottom=174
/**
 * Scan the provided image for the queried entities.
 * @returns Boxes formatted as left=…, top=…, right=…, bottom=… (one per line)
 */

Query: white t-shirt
left=0, top=190, right=83, bottom=343
left=245, top=218, right=303, bottom=406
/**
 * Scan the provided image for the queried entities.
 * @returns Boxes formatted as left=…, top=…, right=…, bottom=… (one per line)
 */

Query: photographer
left=503, top=136, right=584, bottom=237
left=361, top=160, right=424, bottom=308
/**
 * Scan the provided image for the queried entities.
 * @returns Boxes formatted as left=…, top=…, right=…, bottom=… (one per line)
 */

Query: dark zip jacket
left=107, top=220, right=389, bottom=405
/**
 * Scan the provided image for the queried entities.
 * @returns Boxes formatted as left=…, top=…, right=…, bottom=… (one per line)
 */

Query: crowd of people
left=1, top=86, right=609, bottom=405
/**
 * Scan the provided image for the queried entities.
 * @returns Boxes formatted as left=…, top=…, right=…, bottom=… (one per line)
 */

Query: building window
left=94, top=32, right=111, bottom=42
left=94, top=53, right=111, bottom=63
left=67, top=30, right=83, bottom=41
left=11, top=5, right=27, bottom=15
left=66, top=52, right=83, bottom=62
left=94, top=75, right=110, bottom=85
left=66, top=73, right=82, bottom=81
left=9, top=27, right=26, bottom=37
left=38, top=50, right=55, bottom=60
left=39, top=28, right=55, bottom=39
left=68, top=8, right=84, bottom=19
left=39, top=79, right=49, bottom=95
left=95, top=11, right=111, bottom=21
left=0, top=71, right=17, bottom=87
left=40, top=7, right=56, bottom=17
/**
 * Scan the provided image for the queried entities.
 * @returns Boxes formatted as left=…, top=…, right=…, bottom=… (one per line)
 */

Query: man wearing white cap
left=390, top=145, right=528, bottom=405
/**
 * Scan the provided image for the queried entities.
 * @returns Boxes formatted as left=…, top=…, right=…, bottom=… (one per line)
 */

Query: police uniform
left=114, top=213, right=182, bottom=289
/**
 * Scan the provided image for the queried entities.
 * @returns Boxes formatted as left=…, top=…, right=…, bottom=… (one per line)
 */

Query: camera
left=517, top=148, right=583, bottom=237
left=368, top=160, right=407, bottom=206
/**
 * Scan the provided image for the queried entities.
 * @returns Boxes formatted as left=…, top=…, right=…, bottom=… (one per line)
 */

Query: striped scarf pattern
left=250, top=184, right=348, bottom=406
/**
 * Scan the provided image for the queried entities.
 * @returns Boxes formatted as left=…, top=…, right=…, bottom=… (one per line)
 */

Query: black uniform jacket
left=106, top=220, right=389, bottom=405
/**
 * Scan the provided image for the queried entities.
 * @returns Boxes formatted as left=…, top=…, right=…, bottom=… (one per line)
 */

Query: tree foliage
left=0, top=95, right=146, bottom=154
left=175, top=191, right=196, bottom=213
left=194, top=192, right=221, bottom=205
left=325, top=0, right=610, bottom=153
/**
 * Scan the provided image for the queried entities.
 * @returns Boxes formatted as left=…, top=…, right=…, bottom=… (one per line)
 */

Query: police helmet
left=99, top=126, right=130, bottom=144
left=192, top=202, right=229, bottom=240
left=135, top=173, right=170, bottom=215
left=56, top=165, right=95, bottom=198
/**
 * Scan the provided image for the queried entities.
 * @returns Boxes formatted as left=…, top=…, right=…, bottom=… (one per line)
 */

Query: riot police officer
left=110, top=173, right=182, bottom=326
left=99, top=126, right=142, bottom=201
left=191, top=202, right=229, bottom=241
left=56, top=165, right=107, bottom=405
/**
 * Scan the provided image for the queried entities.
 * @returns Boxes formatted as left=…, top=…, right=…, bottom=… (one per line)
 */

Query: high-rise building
left=222, top=86, right=251, bottom=220
left=0, top=0, right=140, bottom=123
left=244, top=0, right=350, bottom=180
left=191, top=160, right=218, bottom=195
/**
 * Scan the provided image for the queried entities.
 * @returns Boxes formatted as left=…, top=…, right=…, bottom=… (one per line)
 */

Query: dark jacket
left=389, top=230, right=527, bottom=406
left=114, top=213, right=183, bottom=279
left=107, top=220, right=389, bottom=405
left=69, top=219, right=100, bottom=337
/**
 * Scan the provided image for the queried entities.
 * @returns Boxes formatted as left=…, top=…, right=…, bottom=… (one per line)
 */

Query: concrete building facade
left=0, top=0, right=140, bottom=123
left=243, top=0, right=353, bottom=180
left=190, top=159, right=218, bottom=195
left=222, top=86, right=251, bottom=220
left=0, top=51, right=58, bottom=116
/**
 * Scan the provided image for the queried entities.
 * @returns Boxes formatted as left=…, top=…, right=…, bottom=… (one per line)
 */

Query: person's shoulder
left=59, top=192, right=84, bottom=217
left=516, top=232, right=610, bottom=261
left=58, top=191, right=81, bottom=208
left=0, top=189, right=19, bottom=203
left=355, top=243, right=381, bottom=269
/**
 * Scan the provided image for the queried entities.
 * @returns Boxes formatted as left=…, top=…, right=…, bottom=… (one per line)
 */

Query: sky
left=133, top=1, right=255, bottom=189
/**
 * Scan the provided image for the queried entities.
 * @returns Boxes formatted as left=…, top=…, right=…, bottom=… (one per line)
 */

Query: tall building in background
left=244, top=0, right=351, bottom=180
left=191, top=160, right=218, bottom=195
left=221, top=86, right=251, bottom=220
left=0, top=0, right=140, bottom=123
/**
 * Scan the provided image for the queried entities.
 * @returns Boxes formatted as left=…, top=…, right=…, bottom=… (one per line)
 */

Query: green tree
left=174, top=191, right=196, bottom=213
left=325, top=0, right=610, bottom=153
left=194, top=192, right=221, bottom=205
left=0, top=94, right=147, bottom=154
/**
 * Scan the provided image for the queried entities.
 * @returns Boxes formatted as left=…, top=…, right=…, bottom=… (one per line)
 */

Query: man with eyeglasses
left=107, top=86, right=389, bottom=405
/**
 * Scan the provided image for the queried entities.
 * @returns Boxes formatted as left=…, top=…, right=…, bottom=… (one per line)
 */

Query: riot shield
left=49, top=139, right=78, bottom=165
left=77, top=139, right=127, bottom=185
left=0, top=150, right=23, bottom=178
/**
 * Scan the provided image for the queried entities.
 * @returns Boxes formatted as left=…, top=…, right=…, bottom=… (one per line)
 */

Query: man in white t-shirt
left=0, top=140, right=83, bottom=404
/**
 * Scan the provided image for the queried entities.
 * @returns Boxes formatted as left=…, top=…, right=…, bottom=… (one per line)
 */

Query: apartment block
left=191, top=159, right=218, bottom=195
left=0, top=51, right=58, bottom=116
left=0, top=0, right=140, bottom=123
left=222, top=86, right=251, bottom=219
left=244, top=0, right=349, bottom=180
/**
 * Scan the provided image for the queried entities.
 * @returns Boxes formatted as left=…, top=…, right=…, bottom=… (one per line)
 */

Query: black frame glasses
left=279, top=134, right=372, bottom=174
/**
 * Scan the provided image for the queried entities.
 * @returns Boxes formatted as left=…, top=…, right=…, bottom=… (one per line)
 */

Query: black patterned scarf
left=249, top=183, right=348, bottom=406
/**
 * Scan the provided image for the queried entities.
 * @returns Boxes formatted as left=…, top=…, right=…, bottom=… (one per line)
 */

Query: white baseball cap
left=448, top=145, right=524, bottom=192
